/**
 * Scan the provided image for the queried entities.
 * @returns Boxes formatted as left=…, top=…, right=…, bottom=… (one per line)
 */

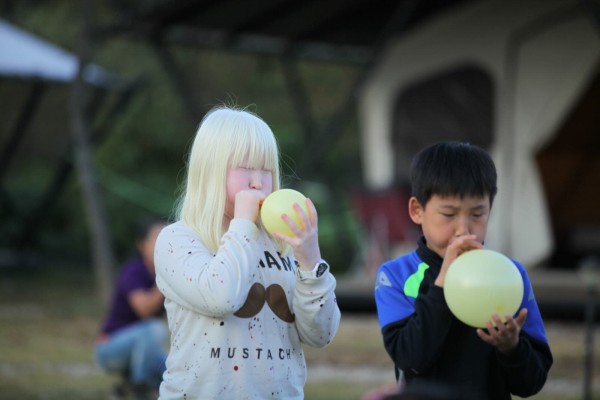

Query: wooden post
left=70, top=0, right=115, bottom=306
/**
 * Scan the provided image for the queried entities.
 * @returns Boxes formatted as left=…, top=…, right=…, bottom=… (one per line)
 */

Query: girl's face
left=225, top=155, right=273, bottom=217
left=409, top=194, right=490, bottom=258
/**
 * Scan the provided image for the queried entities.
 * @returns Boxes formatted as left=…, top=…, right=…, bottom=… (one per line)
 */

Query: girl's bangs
left=229, top=122, right=278, bottom=171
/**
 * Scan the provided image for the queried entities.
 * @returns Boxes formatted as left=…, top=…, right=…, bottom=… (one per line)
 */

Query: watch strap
left=296, top=259, right=329, bottom=280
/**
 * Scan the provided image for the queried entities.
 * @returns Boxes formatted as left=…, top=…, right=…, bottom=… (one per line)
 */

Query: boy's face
left=408, top=194, right=491, bottom=259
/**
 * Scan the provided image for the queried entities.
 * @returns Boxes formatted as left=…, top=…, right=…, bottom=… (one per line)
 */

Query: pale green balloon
left=444, top=249, right=524, bottom=328
left=260, top=189, right=308, bottom=237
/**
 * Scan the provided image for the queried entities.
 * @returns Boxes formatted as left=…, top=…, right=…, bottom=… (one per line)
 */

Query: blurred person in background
left=95, top=216, right=168, bottom=399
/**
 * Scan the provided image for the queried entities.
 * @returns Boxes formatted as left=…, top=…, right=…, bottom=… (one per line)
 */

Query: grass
left=0, top=265, right=597, bottom=399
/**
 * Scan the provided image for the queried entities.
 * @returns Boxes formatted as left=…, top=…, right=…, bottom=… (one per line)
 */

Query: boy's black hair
left=409, top=141, right=497, bottom=207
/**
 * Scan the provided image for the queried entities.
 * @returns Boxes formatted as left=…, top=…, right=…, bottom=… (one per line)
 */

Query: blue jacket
left=375, top=237, right=553, bottom=400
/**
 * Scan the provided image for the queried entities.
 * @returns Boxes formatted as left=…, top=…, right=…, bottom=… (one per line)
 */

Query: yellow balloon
left=444, top=249, right=524, bottom=328
left=260, top=189, right=309, bottom=237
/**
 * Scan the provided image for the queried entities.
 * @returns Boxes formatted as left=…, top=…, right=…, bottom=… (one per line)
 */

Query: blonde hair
left=177, top=106, right=284, bottom=253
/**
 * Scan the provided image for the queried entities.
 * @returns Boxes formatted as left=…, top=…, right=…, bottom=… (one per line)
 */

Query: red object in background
left=352, top=188, right=413, bottom=244
left=351, top=188, right=419, bottom=276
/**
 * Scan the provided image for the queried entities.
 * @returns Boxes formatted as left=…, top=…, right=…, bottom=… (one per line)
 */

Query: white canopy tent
left=0, top=18, right=116, bottom=86
left=358, top=0, right=600, bottom=268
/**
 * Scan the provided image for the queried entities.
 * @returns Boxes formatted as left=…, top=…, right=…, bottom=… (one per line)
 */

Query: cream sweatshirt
left=155, top=219, right=341, bottom=399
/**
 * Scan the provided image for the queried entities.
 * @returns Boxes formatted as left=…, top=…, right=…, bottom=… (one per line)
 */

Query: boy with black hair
left=374, top=141, right=552, bottom=399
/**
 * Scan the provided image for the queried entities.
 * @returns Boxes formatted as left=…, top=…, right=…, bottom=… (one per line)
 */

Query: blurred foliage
left=0, top=0, right=367, bottom=273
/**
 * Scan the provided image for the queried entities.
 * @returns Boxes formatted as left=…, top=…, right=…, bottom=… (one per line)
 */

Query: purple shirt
left=100, top=257, right=162, bottom=335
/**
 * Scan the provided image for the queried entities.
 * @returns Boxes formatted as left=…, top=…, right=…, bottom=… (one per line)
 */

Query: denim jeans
left=95, top=318, right=168, bottom=388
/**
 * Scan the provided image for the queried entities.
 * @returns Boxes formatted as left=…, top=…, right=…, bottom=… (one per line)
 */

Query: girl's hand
left=272, top=198, right=321, bottom=270
left=477, top=308, right=528, bottom=354
left=234, top=189, right=266, bottom=223
left=436, top=234, right=482, bottom=287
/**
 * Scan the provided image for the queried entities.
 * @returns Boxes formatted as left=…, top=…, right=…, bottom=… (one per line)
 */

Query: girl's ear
left=408, top=197, right=423, bottom=224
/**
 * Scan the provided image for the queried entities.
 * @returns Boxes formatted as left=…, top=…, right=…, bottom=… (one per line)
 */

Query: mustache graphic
left=234, top=283, right=295, bottom=323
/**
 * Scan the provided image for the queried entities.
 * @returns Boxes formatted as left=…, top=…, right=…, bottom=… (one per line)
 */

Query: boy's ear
left=408, top=197, right=423, bottom=224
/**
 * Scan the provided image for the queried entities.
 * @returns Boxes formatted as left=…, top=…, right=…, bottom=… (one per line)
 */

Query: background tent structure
left=0, top=18, right=115, bottom=84
left=359, top=0, right=600, bottom=271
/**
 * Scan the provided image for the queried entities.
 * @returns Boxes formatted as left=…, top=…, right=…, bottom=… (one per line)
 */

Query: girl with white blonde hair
left=155, top=105, right=341, bottom=399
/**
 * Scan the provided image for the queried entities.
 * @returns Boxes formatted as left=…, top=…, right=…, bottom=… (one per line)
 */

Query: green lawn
left=0, top=265, right=595, bottom=399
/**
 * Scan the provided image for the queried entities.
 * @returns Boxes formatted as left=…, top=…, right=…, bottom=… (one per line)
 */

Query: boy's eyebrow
left=438, top=204, right=458, bottom=209
left=469, top=203, right=488, bottom=209
left=437, top=204, right=460, bottom=212
left=438, top=202, right=489, bottom=210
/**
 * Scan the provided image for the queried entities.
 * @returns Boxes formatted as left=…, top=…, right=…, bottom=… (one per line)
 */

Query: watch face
left=316, top=263, right=328, bottom=278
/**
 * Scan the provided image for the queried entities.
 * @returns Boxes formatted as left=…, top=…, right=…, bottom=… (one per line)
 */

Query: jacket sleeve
left=496, top=263, right=553, bottom=396
left=496, top=332, right=553, bottom=397
left=379, top=282, right=454, bottom=378
left=293, top=269, right=341, bottom=348
left=154, top=219, right=262, bottom=317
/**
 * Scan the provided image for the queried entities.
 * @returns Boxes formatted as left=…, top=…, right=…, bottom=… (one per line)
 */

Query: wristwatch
left=296, top=259, right=330, bottom=280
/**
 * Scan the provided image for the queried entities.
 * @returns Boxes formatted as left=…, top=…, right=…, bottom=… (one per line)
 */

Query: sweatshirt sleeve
left=292, top=268, right=341, bottom=348
left=154, top=219, right=262, bottom=317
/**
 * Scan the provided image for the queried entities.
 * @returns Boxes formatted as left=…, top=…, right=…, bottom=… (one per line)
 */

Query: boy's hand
left=435, top=234, right=482, bottom=287
left=476, top=308, right=528, bottom=354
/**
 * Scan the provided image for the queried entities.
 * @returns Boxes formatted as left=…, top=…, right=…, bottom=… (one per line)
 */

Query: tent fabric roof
left=0, top=18, right=117, bottom=87
left=101, top=0, right=468, bottom=63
